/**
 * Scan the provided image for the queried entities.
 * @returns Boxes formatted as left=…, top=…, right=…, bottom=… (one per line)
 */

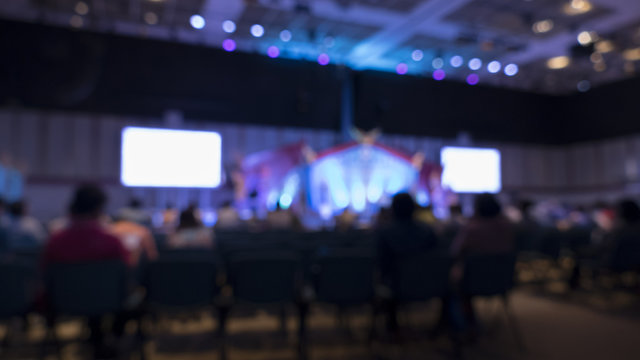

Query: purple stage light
left=267, top=46, right=280, bottom=58
left=433, top=69, right=446, bottom=81
left=467, top=74, right=479, bottom=85
left=318, top=53, right=330, bottom=66
left=396, top=63, right=408, bottom=75
left=222, top=39, right=236, bottom=52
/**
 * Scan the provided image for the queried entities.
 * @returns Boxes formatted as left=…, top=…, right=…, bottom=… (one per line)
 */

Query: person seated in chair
left=377, top=192, right=439, bottom=332
left=42, top=184, right=130, bottom=358
left=168, top=207, right=214, bottom=248
left=109, top=215, right=158, bottom=266
left=449, top=193, right=515, bottom=335
left=6, top=200, right=46, bottom=245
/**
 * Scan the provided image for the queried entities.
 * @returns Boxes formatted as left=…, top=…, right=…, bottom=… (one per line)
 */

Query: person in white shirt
left=7, top=200, right=46, bottom=244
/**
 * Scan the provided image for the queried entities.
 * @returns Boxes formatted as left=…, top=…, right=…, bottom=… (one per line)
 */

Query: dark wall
left=353, top=71, right=568, bottom=144
left=0, top=20, right=344, bottom=130
left=1, top=19, right=638, bottom=144
left=561, top=77, right=640, bottom=143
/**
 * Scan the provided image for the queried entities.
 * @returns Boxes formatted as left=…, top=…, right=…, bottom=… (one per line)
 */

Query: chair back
left=463, top=253, right=516, bottom=297
left=313, top=249, right=375, bottom=306
left=610, top=235, right=640, bottom=272
left=145, top=258, right=219, bottom=308
left=392, top=252, right=451, bottom=303
left=0, top=260, right=34, bottom=319
left=229, top=252, right=300, bottom=304
left=46, top=260, right=127, bottom=317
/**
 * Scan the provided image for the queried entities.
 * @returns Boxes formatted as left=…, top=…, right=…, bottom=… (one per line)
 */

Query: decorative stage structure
left=238, top=129, right=444, bottom=219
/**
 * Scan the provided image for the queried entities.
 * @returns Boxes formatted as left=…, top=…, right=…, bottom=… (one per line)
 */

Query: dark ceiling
left=1, top=0, right=639, bottom=94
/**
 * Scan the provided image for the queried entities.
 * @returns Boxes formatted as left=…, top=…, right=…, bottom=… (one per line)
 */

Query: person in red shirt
left=43, top=184, right=128, bottom=266
left=42, top=184, right=129, bottom=358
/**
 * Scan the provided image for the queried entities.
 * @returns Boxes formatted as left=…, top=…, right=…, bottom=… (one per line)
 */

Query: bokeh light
left=433, top=69, right=446, bottom=81
left=222, top=20, right=236, bottom=33
left=577, top=80, right=591, bottom=92
left=396, top=63, right=408, bottom=75
left=267, top=46, right=280, bottom=58
left=504, top=64, right=519, bottom=76
left=450, top=55, right=463, bottom=68
left=318, top=53, right=330, bottom=66
left=250, top=24, right=265, bottom=37
left=280, top=29, right=292, bottom=42
left=466, top=74, right=479, bottom=85
left=432, top=57, right=444, bottom=69
left=411, top=50, right=424, bottom=62
left=222, top=39, right=236, bottom=52
left=487, top=61, right=502, bottom=73
left=190, top=14, right=206, bottom=29
left=469, top=58, right=482, bottom=71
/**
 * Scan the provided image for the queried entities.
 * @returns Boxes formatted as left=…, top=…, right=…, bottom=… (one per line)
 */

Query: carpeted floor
left=2, top=287, right=640, bottom=360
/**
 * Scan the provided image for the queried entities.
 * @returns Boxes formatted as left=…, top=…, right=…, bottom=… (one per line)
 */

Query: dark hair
left=177, top=209, right=202, bottom=230
left=449, top=204, right=463, bottom=216
left=70, top=184, right=107, bottom=217
left=8, top=201, right=25, bottom=218
left=128, top=198, right=142, bottom=209
left=221, top=200, right=233, bottom=208
left=474, top=193, right=502, bottom=218
left=617, top=199, right=640, bottom=224
left=391, top=193, right=416, bottom=221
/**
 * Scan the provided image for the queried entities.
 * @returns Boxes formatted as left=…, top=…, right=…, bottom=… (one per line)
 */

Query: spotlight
left=222, top=20, right=236, bottom=33
left=222, top=39, right=236, bottom=52
left=469, top=58, right=482, bottom=70
left=411, top=50, right=424, bottom=62
left=280, top=29, right=292, bottom=42
left=466, top=74, right=479, bottom=85
left=250, top=24, right=264, bottom=37
left=450, top=55, right=463, bottom=68
left=190, top=15, right=205, bottom=29
left=432, top=57, right=444, bottom=69
left=144, top=12, right=158, bottom=25
left=267, top=46, right=280, bottom=58
left=396, top=63, right=408, bottom=75
left=547, top=56, right=570, bottom=69
left=487, top=61, right=502, bottom=73
left=504, top=64, right=519, bottom=76
left=318, top=53, right=330, bottom=66
left=433, top=69, right=446, bottom=81
left=74, top=1, right=89, bottom=15
left=577, top=80, right=591, bottom=92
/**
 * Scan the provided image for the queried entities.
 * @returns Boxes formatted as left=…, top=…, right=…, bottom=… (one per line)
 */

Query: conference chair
left=462, top=253, right=524, bottom=351
left=225, top=251, right=306, bottom=357
left=43, top=260, right=128, bottom=359
left=0, top=260, right=35, bottom=355
left=311, top=248, right=376, bottom=338
left=141, top=257, right=221, bottom=356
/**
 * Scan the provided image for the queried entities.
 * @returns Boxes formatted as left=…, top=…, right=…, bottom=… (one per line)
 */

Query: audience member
left=161, top=202, right=179, bottom=228
left=603, top=199, right=640, bottom=263
left=215, top=200, right=242, bottom=230
left=43, top=184, right=129, bottom=265
left=110, top=216, right=158, bottom=265
left=451, top=193, right=515, bottom=259
left=6, top=200, right=46, bottom=244
left=116, top=197, right=151, bottom=226
left=168, top=207, right=214, bottom=248
left=377, top=193, right=439, bottom=332
left=266, top=202, right=301, bottom=230
left=440, top=204, right=466, bottom=249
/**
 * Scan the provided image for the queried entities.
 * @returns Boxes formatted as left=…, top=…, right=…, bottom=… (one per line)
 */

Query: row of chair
left=0, top=250, right=519, bottom=358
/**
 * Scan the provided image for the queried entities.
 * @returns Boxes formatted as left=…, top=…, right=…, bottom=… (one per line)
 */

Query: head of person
left=221, top=200, right=233, bottom=209
left=391, top=193, right=416, bottom=221
left=70, top=184, right=107, bottom=220
left=128, top=198, right=142, bottom=209
left=449, top=204, right=463, bottom=218
left=177, top=208, right=202, bottom=230
left=616, top=199, right=640, bottom=225
left=8, top=200, right=26, bottom=218
left=474, top=193, right=502, bottom=219
left=518, top=199, right=533, bottom=216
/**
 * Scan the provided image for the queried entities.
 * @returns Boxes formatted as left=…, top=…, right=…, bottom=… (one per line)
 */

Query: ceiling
left=2, top=0, right=640, bottom=94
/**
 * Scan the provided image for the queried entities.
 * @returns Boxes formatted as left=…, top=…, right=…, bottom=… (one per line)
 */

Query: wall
left=5, top=108, right=638, bottom=221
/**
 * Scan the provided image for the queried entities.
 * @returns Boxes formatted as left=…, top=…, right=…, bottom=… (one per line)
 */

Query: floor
left=3, top=286, right=640, bottom=360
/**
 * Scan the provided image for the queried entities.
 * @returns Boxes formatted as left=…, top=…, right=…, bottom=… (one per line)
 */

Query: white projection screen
left=121, top=127, right=222, bottom=188
left=440, top=147, right=501, bottom=193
